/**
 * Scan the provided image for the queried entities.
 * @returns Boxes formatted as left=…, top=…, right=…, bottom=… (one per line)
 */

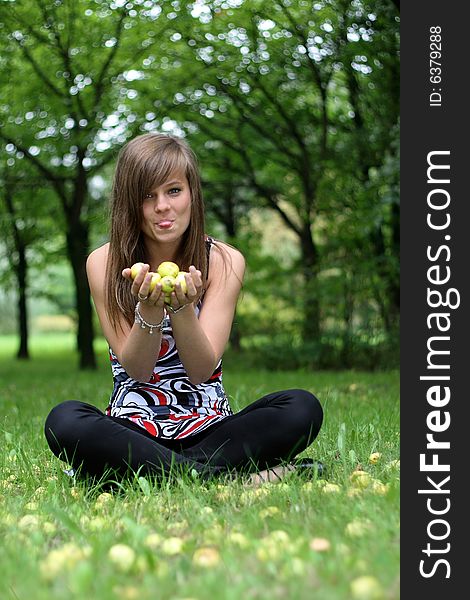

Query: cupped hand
left=168, top=265, right=204, bottom=311
left=122, top=264, right=165, bottom=307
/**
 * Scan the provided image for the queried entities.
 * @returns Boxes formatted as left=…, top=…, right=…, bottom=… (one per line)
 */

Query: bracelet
left=165, top=303, right=191, bottom=314
left=134, top=302, right=165, bottom=334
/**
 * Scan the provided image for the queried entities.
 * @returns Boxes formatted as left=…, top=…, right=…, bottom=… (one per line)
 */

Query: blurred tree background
left=0, top=0, right=400, bottom=370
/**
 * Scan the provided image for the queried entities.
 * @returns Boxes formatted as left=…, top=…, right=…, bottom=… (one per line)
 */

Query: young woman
left=44, top=133, right=323, bottom=485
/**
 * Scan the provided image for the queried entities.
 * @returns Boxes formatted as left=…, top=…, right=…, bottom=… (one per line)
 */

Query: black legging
left=44, top=389, right=323, bottom=481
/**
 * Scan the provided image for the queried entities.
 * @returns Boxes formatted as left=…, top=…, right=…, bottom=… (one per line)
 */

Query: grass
left=0, top=334, right=399, bottom=600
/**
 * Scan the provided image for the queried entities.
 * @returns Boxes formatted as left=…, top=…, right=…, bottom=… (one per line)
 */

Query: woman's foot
left=290, top=458, right=325, bottom=478
left=247, top=464, right=296, bottom=486
left=247, top=459, right=325, bottom=486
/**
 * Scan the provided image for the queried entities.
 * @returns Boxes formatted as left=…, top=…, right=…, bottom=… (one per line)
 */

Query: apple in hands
left=160, top=275, right=176, bottom=294
left=157, top=264, right=187, bottom=305
left=162, top=271, right=190, bottom=305
left=130, top=262, right=145, bottom=280
left=130, top=261, right=192, bottom=306
left=149, top=272, right=161, bottom=293
left=129, top=263, right=162, bottom=299
left=157, top=261, right=179, bottom=279
left=175, top=271, right=189, bottom=295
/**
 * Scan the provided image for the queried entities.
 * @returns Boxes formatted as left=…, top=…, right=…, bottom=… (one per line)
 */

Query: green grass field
left=0, top=334, right=399, bottom=600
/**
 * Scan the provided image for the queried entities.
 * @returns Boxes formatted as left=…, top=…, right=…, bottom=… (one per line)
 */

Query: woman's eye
left=144, top=187, right=181, bottom=200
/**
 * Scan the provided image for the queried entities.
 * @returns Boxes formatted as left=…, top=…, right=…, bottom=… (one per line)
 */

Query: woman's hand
left=166, top=266, right=204, bottom=312
left=122, top=264, right=165, bottom=310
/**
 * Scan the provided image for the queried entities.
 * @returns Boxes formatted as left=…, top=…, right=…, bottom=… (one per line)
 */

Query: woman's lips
left=157, top=220, right=174, bottom=229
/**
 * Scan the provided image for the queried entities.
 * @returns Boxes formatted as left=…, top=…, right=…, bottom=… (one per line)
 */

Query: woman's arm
left=169, top=243, right=245, bottom=384
left=86, top=245, right=166, bottom=382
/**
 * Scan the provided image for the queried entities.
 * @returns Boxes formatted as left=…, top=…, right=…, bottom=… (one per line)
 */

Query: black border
left=401, top=2, right=468, bottom=596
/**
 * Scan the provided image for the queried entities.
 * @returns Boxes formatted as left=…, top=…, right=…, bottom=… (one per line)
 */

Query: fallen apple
left=175, top=271, right=189, bottom=295
left=130, top=262, right=145, bottom=280
left=157, top=261, right=179, bottom=279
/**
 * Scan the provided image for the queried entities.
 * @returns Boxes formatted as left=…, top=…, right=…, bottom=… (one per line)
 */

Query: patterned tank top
left=105, top=239, right=233, bottom=440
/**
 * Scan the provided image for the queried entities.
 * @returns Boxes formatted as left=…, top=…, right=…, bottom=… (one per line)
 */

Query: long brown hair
left=105, top=133, right=208, bottom=329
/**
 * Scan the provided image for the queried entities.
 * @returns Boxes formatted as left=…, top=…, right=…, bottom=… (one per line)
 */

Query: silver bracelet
left=134, top=302, right=165, bottom=334
left=166, top=303, right=190, bottom=315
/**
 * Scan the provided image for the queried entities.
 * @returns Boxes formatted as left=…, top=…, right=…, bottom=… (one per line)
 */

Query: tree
left=0, top=0, right=175, bottom=368
left=1, top=173, right=32, bottom=359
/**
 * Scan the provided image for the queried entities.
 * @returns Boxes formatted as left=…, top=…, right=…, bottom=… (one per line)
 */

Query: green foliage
left=237, top=332, right=398, bottom=371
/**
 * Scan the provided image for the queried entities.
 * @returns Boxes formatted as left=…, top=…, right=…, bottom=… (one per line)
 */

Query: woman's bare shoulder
left=86, top=243, right=110, bottom=299
left=87, top=243, right=110, bottom=270
left=209, top=239, right=245, bottom=282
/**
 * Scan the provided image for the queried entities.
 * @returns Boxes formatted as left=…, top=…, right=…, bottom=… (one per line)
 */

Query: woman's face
left=140, top=171, right=192, bottom=247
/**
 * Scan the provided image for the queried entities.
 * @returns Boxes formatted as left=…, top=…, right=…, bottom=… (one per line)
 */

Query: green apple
left=160, top=275, right=176, bottom=294
left=130, top=262, right=145, bottom=280
left=175, top=271, right=188, bottom=295
left=157, top=261, right=179, bottom=279
left=149, top=272, right=161, bottom=293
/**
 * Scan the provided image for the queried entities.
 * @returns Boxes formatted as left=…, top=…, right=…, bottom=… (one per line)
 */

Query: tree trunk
left=216, top=181, right=243, bottom=352
left=66, top=219, right=96, bottom=369
left=3, top=187, right=30, bottom=359
left=340, top=273, right=354, bottom=368
left=16, top=237, right=29, bottom=359
left=370, top=222, right=399, bottom=334
left=229, top=322, right=242, bottom=352
left=390, top=199, right=400, bottom=312
left=299, top=225, right=321, bottom=342
left=226, top=202, right=243, bottom=352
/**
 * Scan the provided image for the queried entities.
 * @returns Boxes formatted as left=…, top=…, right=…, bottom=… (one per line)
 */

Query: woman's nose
left=154, top=193, right=170, bottom=211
